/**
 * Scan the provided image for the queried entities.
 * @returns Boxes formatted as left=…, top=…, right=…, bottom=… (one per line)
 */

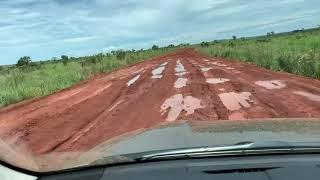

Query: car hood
left=2, top=118, right=320, bottom=172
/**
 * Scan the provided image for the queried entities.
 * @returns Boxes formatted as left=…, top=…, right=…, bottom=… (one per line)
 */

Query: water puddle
left=293, top=91, right=320, bottom=102
left=175, top=60, right=187, bottom=76
left=226, top=67, right=234, bottom=70
left=201, top=67, right=212, bottom=72
left=161, top=62, right=168, bottom=66
left=210, top=62, right=227, bottom=67
left=174, top=78, right=187, bottom=88
left=127, top=74, right=140, bottom=87
left=108, top=99, right=124, bottom=112
left=255, top=80, right=286, bottom=89
left=161, top=94, right=204, bottom=122
left=75, top=83, right=112, bottom=105
left=54, top=88, right=83, bottom=102
left=206, top=78, right=230, bottom=84
left=218, top=92, right=253, bottom=111
left=151, top=62, right=167, bottom=79
left=131, top=68, right=144, bottom=75
left=175, top=72, right=187, bottom=76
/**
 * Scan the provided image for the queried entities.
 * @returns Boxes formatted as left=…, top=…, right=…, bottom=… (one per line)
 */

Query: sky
left=0, top=0, right=319, bottom=65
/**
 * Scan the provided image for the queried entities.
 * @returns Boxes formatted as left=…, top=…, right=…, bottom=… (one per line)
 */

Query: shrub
left=61, top=55, right=69, bottom=65
left=16, top=56, right=32, bottom=67
left=201, top=41, right=210, bottom=47
left=232, top=35, right=237, bottom=40
left=152, top=45, right=159, bottom=50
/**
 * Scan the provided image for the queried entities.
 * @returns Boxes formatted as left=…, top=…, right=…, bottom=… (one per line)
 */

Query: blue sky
left=0, top=0, right=319, bottom=65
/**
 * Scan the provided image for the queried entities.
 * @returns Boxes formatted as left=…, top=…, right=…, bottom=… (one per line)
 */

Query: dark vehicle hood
left=2, top=118, right=320, bottom=172
left=91, top=118, right=320, bottom=157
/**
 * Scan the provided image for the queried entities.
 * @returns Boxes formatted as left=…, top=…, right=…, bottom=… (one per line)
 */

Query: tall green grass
left=0, top=48, right=176, bottom=107
left=197, top=28, right=320, bottom=79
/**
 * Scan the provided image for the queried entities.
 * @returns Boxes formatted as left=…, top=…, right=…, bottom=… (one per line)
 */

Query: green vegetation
left=1, top=27, right=320, bottom=107
left=16, top=56, right=32, bottom=67
left=0, top=47, right=178, bottom=107
left=197, top=28, right=320, bottom=79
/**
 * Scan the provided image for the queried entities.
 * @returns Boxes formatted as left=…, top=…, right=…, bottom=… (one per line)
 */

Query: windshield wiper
left=140, top=141, right=320, bottom=161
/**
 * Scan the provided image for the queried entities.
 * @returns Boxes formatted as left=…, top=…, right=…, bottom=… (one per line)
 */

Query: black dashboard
left=37, top=154, right=320, bottom=180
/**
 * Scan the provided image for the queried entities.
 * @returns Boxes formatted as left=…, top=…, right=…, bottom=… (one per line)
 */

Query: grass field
left=196, top=28, right=320, bottom=79
left=0, top=48, right=178, bottom=107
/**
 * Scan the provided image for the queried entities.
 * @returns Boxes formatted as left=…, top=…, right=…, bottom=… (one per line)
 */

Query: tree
left=167, top=44, right=175, bottom=48
left=61, top=55, right=69, bottom=65
left=232, top=35, right=237, bottom=40
left=200, top=41, right=209, bottom=47
left=61, top=55, right=68, bottom=61
left=16, top=56, right=32, bottom=67
left=152, top=45, right=159, bottom=50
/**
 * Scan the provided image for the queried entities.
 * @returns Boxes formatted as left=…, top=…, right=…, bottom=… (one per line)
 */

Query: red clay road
left=1, top=48, right=320, bottom=155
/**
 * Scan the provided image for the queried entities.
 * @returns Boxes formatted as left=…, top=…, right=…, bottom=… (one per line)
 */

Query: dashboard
left=36, top=154, right=320, bottom=180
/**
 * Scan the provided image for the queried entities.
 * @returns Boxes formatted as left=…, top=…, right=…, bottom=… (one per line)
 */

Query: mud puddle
left=161, top=94, right=204, bottom=122
left=206, top=78, right=230, bottom=84
left=218, top=92, right=253, bottom=111
left=255, top=80, right=286, bottom=89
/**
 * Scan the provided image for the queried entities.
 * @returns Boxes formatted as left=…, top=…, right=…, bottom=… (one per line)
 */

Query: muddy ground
left=1, top=48, right=320, bottom=155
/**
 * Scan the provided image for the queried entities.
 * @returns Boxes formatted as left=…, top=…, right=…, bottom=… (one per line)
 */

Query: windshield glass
left=0, top=0, right=320, bottom=173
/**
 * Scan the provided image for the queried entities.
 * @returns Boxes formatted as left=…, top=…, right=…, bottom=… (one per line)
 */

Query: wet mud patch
left=206, top=78, right=230, bottom=85
left=218, top=92, right=253, bottom=111
left=293, top=91, right=320, bottom=102
left=174, top=78, right=188, bottom=89
left=255, top=80, right=286, bottom=90
left=151, top=61, right=168, bottom=79
left=160, top=94, right=204, bottom=122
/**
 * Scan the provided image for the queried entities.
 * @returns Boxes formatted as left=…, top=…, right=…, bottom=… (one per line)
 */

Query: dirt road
left=1, top=48, right=320, bottom=155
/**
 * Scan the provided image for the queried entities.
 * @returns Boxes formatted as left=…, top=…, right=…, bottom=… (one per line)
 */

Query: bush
left=152, top=45, right=159, bottom=50
left=232, top=35, right=237, bottom=40
left=167, top=44, right=175, bottom=48
left=16, top=56, right=32, bottom=67
left=61, top=55, right=69, bottom=65
left=201, top=41, right=210, bottom=47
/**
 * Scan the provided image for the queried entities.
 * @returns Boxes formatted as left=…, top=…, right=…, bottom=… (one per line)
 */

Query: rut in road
left=0, top=49, right=320, bottom=155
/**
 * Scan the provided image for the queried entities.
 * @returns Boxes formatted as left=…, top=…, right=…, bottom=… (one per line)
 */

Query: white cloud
left=280, top=0, right=305, bottom=4
left=62, top=36, right=99, bottom=43
left=0, top=0, right=319, bottom=64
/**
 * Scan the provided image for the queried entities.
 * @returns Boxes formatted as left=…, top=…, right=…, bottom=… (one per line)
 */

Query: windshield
left=0, top=0, right=320, bottom=173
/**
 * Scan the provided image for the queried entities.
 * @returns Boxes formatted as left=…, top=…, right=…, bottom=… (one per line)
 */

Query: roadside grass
left=0, top=48, right=177, bottom=107
left=196, top=28, right=320, bottom=79
left=1, top=28, right=320, bottom=107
